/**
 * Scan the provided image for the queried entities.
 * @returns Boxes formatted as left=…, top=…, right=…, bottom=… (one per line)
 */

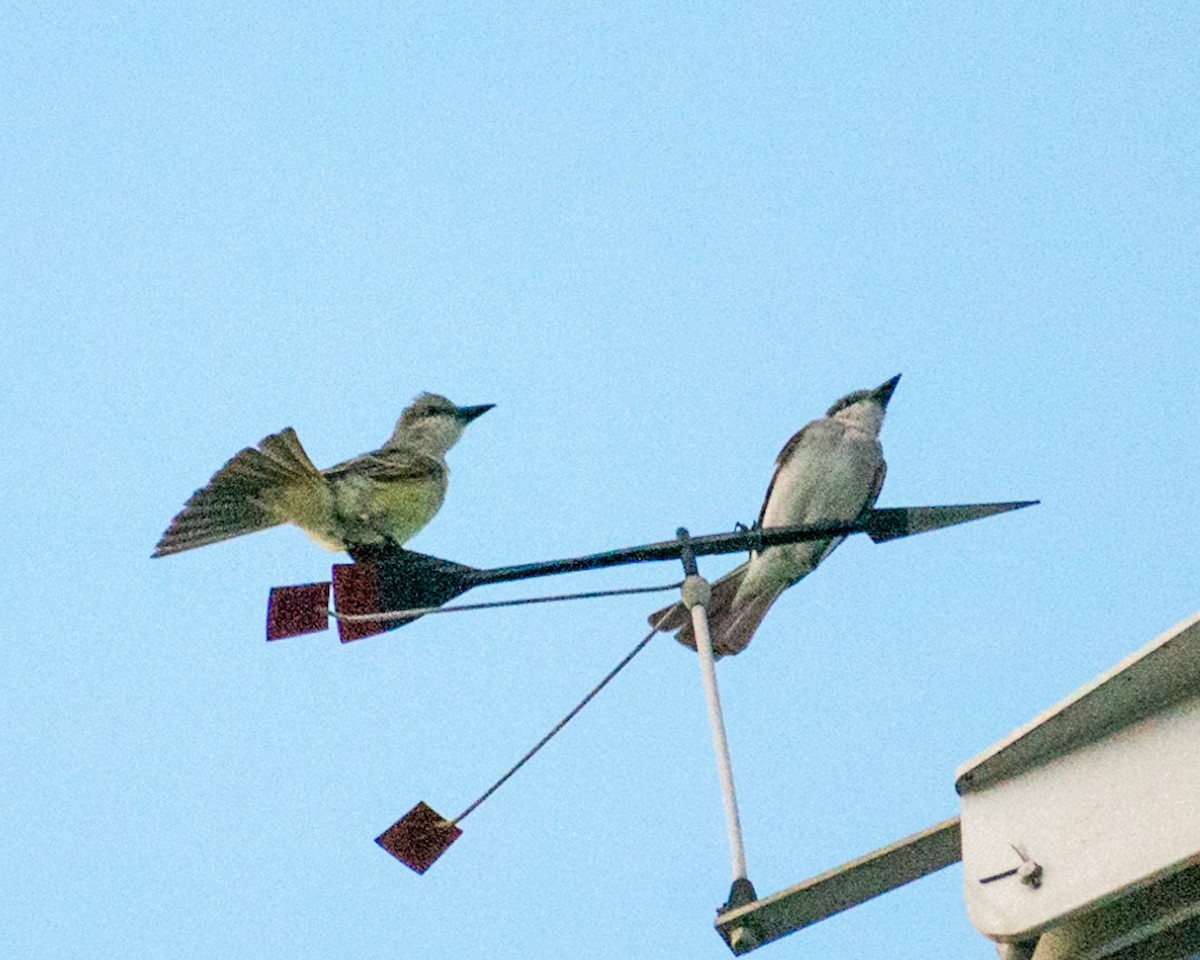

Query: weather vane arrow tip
left=866, top=500, right=1039, bottom=543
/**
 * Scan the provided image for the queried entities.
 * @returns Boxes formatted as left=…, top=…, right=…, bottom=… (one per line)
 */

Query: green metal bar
left=714, top=817, right=963, bottom=954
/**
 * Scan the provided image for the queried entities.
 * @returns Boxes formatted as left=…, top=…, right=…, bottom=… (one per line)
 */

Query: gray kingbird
left=650, top=375, right=900, bottom=656
left=153, top=393, right=493, bottom=557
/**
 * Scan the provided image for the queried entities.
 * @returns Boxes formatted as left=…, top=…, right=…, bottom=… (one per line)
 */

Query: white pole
left=682, top=573, right=749, bottom=882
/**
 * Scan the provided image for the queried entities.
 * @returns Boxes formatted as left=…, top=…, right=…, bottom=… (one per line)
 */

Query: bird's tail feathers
left=153, top=428, right=321, bottom=557
left=647, top=591, right=694, bottom=636
left=648, top=562, right=779, bottom=658
left=705, top=580, right=781, bottom=657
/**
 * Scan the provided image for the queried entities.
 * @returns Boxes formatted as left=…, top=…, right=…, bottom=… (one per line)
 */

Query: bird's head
left=825, top=374, right=900, bottom=434
left=391, top=393, right=494, bottom=453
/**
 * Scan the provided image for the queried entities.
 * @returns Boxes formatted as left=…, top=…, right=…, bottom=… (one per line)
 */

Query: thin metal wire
left=452, top=610, right=676, bottom=824
left=331, top=581, right=682, bottom=624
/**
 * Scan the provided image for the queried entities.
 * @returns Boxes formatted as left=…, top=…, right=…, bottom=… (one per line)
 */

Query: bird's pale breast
left=752, top=420, right=882, bottom=586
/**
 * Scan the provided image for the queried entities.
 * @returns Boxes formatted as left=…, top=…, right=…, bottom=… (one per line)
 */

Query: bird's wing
left=859, top=456, right=887, bottom=518
left=257, top=427, right=321, bottom=476
left=756, top=420, right=817, bottom=528
left=152, top=428, right=322, bottom=557
left=323, top=447, right=445, bottom=483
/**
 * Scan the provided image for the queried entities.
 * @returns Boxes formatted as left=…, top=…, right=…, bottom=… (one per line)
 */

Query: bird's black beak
left=456, top=403, right=495, bottom=423
left=875, top=374, right=901, bottom=408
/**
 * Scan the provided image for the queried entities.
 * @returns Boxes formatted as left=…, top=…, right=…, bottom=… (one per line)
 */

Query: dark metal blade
left=866, top=501, right=1039, bottom=543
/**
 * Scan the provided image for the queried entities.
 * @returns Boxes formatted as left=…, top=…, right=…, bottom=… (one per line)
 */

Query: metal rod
left=466, top=519, right=862, bottom=588
left=677, top=528, right=749, bottom=883
left=460, top=502, right=1037, bottom=590
left=692, top=598, right=749, bottom=881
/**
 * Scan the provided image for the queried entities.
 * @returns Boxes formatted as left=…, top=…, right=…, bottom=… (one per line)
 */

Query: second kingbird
left=650, top=375, right=900, bottom=657
left=153, top=393, right=493, bottom=557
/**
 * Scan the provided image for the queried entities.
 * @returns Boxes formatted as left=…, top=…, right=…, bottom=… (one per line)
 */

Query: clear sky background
left=4, top=4, right=1198, bottom=958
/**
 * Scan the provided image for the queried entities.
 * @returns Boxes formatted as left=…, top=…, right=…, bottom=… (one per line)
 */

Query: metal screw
left=1017, top=858, right=1043, bottom=888
left=978, top=845, right=1042, bottom=889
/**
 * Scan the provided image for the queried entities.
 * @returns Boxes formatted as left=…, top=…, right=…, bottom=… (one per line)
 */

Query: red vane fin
left=332, top=562, right=389, bottom=642
left=376, top=802, right=462, bottom=874
left=266, top=582, right=331, bottom=640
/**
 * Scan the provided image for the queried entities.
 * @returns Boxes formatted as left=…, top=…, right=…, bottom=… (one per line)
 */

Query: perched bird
left=650, top=375, right=900, bottom=657
left=153, top=393, right=493, bottom=557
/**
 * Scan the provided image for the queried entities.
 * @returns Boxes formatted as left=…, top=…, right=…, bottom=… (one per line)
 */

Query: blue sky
left=3, top=3, right=1198, bottom=958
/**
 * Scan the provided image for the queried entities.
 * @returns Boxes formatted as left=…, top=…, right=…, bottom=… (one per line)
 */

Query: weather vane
left=154, top=376, right=1036, bottom=953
